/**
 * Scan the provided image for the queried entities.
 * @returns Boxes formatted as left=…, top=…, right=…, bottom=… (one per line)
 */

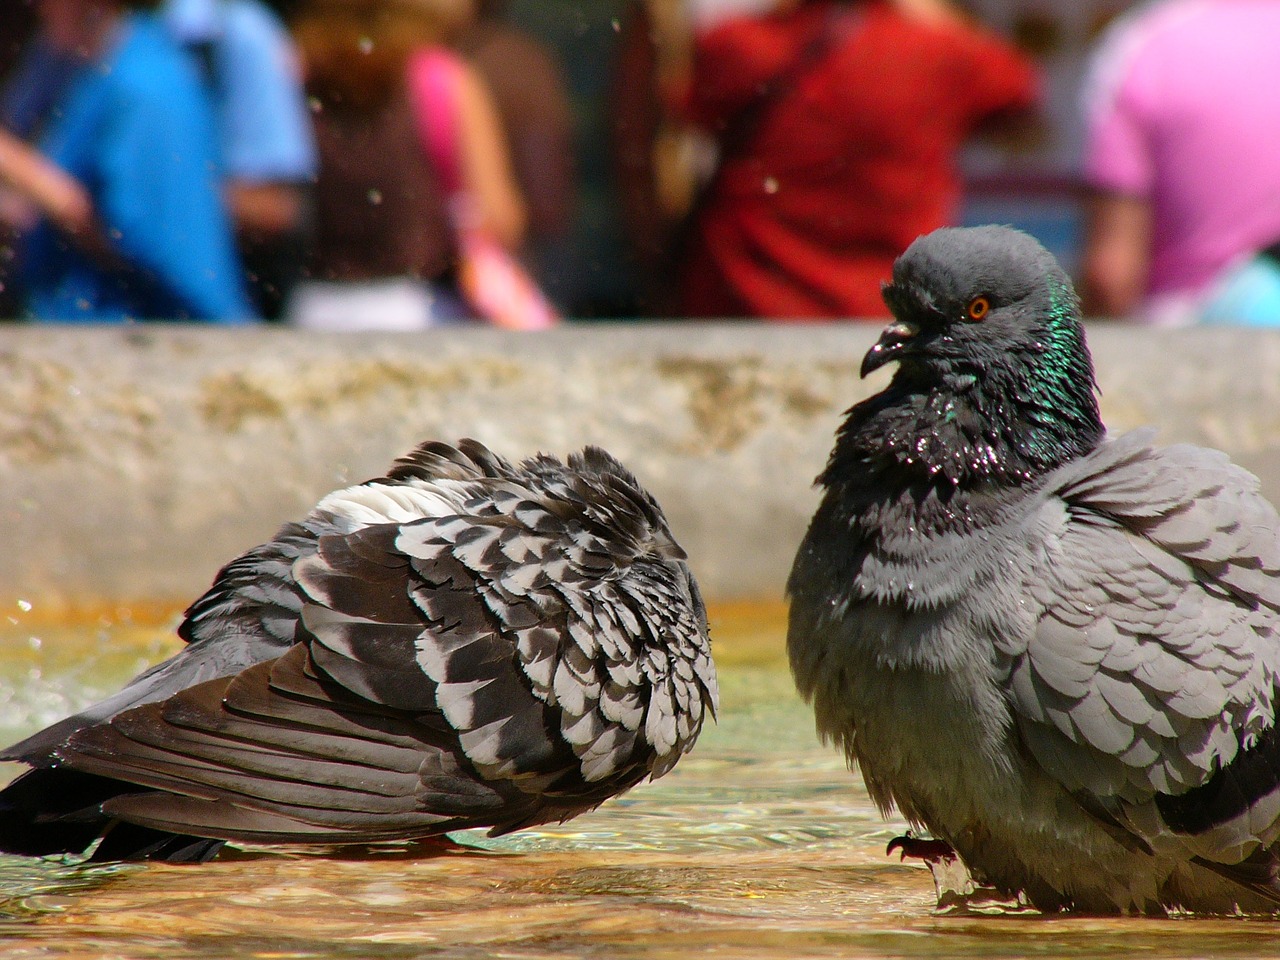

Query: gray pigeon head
left=867, top=225, right=1085, bottom=386
left=837, top=225, right=1104, bottom=484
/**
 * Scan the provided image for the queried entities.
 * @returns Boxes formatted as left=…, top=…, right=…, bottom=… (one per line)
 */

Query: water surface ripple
left=1, top=605, right=1278, bottom=958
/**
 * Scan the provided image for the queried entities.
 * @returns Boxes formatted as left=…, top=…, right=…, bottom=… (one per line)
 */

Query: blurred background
left=1, top=0, right=1273, bottom=327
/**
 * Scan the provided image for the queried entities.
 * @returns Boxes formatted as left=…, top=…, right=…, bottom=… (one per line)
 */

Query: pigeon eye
left=966, top=296, right=991, bottom=322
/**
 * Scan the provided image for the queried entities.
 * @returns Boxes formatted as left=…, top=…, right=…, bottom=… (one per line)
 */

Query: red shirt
left=679, top=1, right=1039, bottom=320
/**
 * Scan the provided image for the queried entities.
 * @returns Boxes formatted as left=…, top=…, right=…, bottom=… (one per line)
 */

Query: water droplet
left=16, top=599, right=32, bottom=612
left=763, top=177, right=779, bottom=194
left=358, top=36, right=374, bottom=54
left=367, top=189, right=383, bottom=205
left=27, top=636, right=41, bottom=651
left=612, top=17, right=620, bottom=31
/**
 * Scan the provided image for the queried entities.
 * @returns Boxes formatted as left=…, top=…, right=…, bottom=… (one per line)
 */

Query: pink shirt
left=1082, top=0, right=1280, bottom=297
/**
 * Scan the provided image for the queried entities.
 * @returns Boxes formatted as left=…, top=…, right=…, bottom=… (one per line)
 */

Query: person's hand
left=0, top=185, right=38, bottom=231
left=39, top=172, right=93, bottom=237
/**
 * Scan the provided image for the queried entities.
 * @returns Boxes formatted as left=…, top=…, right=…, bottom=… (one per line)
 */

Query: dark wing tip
left=384, top=439, right=514, bottom=484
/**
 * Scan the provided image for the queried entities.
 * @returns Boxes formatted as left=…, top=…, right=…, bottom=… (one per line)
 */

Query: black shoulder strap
left=714, top=4, right=859, bottom=170
left=187, top=40, right=220, bottom=93
left=183, top=2, right=228, bottom=102
left=665, top=5, right=862, bottom=280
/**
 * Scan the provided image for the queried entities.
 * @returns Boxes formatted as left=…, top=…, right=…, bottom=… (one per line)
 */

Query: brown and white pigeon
left=788, top=225, right=1280, bottom=914
left=0, top=439, right=717, bottom=862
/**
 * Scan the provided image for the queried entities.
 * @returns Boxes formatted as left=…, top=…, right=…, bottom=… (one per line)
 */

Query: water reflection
left=2, top=605, right=1279, bottom=958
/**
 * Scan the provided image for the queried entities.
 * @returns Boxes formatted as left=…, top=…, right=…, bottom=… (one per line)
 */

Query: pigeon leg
left=886, top=833, right=956, bottom=863
left=888, top=833, right=988, bottom=910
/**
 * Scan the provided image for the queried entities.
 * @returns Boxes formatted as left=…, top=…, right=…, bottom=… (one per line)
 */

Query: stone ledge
left=2, top=323, right=1277, bottom=611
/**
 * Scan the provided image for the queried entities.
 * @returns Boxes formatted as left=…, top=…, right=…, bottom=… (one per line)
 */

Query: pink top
left=1082, top=0, right=1280, bottom=298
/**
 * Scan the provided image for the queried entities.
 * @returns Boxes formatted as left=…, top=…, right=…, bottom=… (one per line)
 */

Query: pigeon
left=0, top=439, right=717, bottom=863
left=787, top=225, right=1280, bottom=915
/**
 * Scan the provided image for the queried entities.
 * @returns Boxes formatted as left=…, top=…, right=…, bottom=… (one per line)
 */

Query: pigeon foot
left=886, top=833, right=956, bottom=864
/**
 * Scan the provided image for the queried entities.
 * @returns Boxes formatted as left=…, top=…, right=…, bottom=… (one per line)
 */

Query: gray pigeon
left=0, top=439, right=716, bottom=862
left=788, top=225, right=1280, bottom=914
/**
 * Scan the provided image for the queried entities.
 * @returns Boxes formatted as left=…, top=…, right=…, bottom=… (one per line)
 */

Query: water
left=2, top=604, right=1279, bottom=959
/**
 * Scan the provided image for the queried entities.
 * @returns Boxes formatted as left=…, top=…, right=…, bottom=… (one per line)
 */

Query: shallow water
left=2, top=604, right=1279, bottom=959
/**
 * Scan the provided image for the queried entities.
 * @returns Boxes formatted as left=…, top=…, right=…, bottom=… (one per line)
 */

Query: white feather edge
left=313, top=479, right=476, bottom=532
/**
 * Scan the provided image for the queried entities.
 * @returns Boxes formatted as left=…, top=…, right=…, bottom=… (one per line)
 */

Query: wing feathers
left=9, top=440, right=716, bottom=857
left=1007, top=432, right=1280, bottom=873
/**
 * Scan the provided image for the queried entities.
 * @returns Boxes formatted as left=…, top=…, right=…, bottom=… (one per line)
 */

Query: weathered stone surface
left=2, top=324, right=1278, bottom=612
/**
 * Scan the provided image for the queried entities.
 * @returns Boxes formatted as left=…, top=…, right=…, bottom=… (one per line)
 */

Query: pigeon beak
left=861, top=319, right=920, bottom=378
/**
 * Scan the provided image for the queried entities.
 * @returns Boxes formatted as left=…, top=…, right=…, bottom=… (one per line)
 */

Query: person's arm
left=0, top=127, right=93, bottom=235
left=1077, top=16, right=1156, bottom=320
left=225, top=180, right=306, bottom=237
left=1080, top=190, right=1151, bottom=318
left=953, top=16, right=1041, bottom=132
left=0, top=126, right=135, bottom=272
left=212, top=3, right=316, bottom=239
left=453, top=61, right=526, bottom=251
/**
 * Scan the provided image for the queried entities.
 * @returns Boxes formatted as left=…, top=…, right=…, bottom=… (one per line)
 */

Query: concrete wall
left=3, top=323, right=1280, bottom=613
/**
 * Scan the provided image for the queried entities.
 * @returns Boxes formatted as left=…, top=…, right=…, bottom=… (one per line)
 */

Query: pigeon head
left=868, top=226, right=1090, bottom=387
left=833, top=226, right=1104, bottom=487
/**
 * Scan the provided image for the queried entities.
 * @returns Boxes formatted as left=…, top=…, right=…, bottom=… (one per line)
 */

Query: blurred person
left=0, top=0, right=316, bottom=320
left=611, top=0, right=705, bottom=314
left=164, top=0, right=318, bottom=319
left=611, top=0, right=760, bottom=313
left=456, top=0, right=575, bottom=269
left=288, top=0, right=528, bottom=330
left=674, top=0, right=1039, bottom=320
left=1080, top=0, right=1280, bottom=326
left=0, top=7, right=87, bottom=318
left=0, top=0, right=253, bottom=322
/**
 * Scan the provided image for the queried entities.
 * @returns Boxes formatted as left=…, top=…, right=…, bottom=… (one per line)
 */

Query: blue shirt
left=22, top=15, right=255, bottom=323
left=163, top=0, right=317, bottom=183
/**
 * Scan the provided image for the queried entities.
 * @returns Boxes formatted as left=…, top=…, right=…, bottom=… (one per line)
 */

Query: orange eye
left=966, top=296, right=991, bottom=321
